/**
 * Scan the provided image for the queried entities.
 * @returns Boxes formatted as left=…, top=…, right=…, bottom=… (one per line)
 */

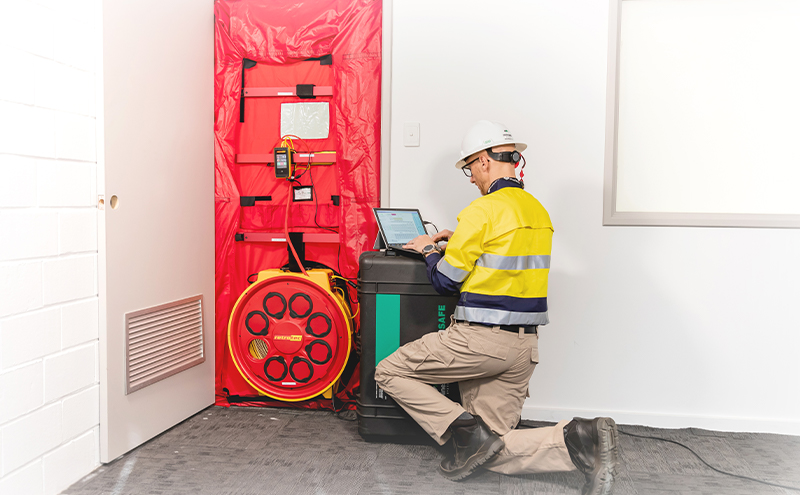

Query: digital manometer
left=274, top=147, right=291, bottom=178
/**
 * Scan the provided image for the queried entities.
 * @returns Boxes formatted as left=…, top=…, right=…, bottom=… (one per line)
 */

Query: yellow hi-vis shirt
left=432, top=180, right=553, bottom=326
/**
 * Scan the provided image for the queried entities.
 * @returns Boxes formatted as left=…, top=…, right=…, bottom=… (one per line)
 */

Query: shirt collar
left=488, top=177, right=524, bottom=194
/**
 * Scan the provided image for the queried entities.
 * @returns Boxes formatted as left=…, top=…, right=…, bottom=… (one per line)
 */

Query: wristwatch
left=421, top=244, right=438, bottom=256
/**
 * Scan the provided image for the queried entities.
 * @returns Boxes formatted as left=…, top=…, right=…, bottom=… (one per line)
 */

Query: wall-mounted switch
left=403, top=122, right=420, bottom=147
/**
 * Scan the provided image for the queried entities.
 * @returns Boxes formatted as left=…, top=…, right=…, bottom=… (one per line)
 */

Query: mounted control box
left=274, top=147, right=291, bottom=178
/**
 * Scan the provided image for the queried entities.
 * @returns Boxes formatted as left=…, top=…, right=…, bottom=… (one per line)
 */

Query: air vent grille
left=125, top=295, right=205, bottom=394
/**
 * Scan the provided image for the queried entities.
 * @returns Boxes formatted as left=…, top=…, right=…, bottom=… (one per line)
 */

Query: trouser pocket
left=465, top=332, right=511, bottom=361
left=405, top=335, right=455, bottom=371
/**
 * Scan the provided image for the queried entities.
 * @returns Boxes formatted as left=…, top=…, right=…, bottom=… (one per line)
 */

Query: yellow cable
left=330, top=278, right=359, bottom=320
left=280, top=136, right=296, bottom=175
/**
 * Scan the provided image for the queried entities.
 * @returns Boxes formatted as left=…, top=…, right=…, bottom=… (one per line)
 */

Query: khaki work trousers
left=374, top=320, right=576, bottom=475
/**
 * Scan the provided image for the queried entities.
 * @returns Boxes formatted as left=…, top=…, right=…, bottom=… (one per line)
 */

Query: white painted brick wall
left=0, top=102, right=57, bottom=158
left=0, top=0, right=101, bottom=492
left=0, top=2, right=55, bottom=59
left=0, top=48, right=36, bottom=105
left=58, top=210, right=98, bottom=255
left=1, top=404, right=62, bottom=475
left=42, top=429, right=97, bottom=495
left=60, top=386, right=98, bottom=443
left=0, top=209, right=59, bottom=261
left=0, top=460, right=43, bottom=495
left=42, top=255, right=97, bottom=305
left=54, top=18, right=95, bottom=74
left=61, top=299, right=98, bottom=348
left=0, top=155, right=37, bottom=208
left=34, top=58, right=95, bottom=116
left=0, top=309, right=61, bottom=369
left=43, top=344, right=96, bottom=403
left=37, top=160, right=96, bottom=207
left=54, top=114, right=96, bottom=162
left=0, top=363, right=43, bottom=425
left=0, top=262, right=44, bottom=319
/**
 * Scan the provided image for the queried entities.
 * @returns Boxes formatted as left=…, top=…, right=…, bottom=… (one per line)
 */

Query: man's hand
left=403, top=235, right=436, bottom=255
left=431, top=229, right=454, bottom=252
left=432, top=229, right=453, bottom=243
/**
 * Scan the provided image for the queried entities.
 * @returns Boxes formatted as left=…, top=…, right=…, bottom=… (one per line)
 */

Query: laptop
left=372, top=208, right=428, bottom=255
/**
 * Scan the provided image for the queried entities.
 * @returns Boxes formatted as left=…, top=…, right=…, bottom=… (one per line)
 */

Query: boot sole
left=438, top=436, right=505, bottom=482
left=584, top=417, right=620, bottom=495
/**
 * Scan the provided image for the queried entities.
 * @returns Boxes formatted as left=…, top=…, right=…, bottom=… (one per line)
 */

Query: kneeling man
left=374, top=120, right=620, bottom=495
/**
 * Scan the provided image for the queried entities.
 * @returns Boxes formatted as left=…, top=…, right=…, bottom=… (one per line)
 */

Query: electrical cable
left=282, top=137, right=349, bottom=283
left=271, top=137, right=357, bottom=414
left=307, top=160, right=338, bottom=235
left=306, top=156, right=343, bottom=277
left=332, top=282, right=359, bottom=319
left=618, top=429, right=800, bottom=492
left=515, top=154, right=526, bottom=182
left=332, top=275, right=359, bottom=291
left=331, top=275, right=359, bottom=317
left=284, top=166, right=307, bottom=276
left=332, top=286, right=347, bottom=302
left=278, top=134, right=320, bottom=277
left=279, top=135, right=357, bottom=315
left=292, top=161, right=311, bottom=181
left=423, top=220, right=439, bottom=236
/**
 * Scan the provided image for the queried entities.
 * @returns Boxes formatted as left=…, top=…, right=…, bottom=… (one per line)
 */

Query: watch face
left=422, top=244, right=434, bottom=253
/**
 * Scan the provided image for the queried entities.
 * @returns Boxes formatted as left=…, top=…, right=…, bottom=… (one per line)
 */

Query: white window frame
left=603, top=0, right=800, bottom=229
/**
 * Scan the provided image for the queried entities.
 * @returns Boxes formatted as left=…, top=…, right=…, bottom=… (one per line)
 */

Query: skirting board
left=522, top=405, right=800, bottom=437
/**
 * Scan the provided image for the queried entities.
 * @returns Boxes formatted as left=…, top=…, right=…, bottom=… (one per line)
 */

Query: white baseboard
left=521, top=405, right=800, bottom=437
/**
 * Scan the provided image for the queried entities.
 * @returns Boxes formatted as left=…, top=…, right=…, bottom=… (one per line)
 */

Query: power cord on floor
left=618, top=429, right=800, bottom=492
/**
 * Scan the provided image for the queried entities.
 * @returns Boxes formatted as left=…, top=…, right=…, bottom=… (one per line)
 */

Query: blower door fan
left=227, top=270, right=352, bottom=401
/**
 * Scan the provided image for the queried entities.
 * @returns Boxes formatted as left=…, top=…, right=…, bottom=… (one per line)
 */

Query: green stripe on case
left=375, top=294, right=401, bottom=366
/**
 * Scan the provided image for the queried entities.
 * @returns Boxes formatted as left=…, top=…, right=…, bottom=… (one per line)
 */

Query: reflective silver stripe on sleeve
left=436, top=257, right=470, bottom=282
left=476, top=254, right=550, bottom=270
left=454, top=306, right=550, bottom=326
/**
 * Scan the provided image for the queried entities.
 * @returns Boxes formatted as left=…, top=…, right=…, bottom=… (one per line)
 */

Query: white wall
left=615, top=1, right=800, bottom=216
left=389, top=0, right=800, bottom=434
left=0, top=0, right=101, bottom=493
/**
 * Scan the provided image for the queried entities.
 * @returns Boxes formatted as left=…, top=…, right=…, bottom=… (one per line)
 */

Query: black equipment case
left=357, top=251, right=461, bottom=444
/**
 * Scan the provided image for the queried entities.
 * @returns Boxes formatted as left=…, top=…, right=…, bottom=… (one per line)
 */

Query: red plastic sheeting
left=214, top=0, right=382, bottom=408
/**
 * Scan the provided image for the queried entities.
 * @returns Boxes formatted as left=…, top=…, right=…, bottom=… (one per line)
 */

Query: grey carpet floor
left=63, top=406, right=800, bottom=495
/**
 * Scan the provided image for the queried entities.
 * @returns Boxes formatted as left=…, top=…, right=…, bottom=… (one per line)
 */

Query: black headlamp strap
left=485, top=148, right=521, bottom=164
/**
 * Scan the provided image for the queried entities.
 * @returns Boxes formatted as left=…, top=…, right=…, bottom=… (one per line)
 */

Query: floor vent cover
left=125, top=295, right=205, bottom=394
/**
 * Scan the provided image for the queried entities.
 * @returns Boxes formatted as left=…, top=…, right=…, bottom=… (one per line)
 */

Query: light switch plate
left=403, top=122, right=420, bottom=147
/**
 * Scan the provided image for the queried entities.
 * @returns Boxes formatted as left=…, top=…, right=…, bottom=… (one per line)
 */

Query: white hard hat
left=455, top=120, right=527, bottom=169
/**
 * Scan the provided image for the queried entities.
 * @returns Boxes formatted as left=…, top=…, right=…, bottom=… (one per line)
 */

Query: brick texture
left=0, top=362, right=44, bottom=425
left=43, top=344, right=96, bottom=403
left=0, top=0, right=100, bottom=491
left=42, top=429, right=97, bottom=495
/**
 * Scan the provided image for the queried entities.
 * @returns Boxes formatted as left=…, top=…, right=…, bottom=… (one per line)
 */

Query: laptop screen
left=374, top=209, right=427, bottom=245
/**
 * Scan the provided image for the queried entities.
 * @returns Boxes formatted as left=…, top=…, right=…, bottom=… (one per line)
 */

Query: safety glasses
left=461, top=157, right=480, bottom=177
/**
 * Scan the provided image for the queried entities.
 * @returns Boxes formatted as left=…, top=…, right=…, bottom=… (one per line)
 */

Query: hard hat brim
left=455, top=142, right=528, bottom=169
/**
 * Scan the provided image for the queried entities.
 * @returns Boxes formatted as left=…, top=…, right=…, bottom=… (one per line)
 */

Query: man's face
left=464, top=145, right=516, bottom=195
left=468, top=154, right=491, bottom=196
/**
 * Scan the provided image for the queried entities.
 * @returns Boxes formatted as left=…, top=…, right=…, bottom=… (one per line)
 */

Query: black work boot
left=438, top=415, right=505, bottom=481
left=564, top=417, right=620, bottom=495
